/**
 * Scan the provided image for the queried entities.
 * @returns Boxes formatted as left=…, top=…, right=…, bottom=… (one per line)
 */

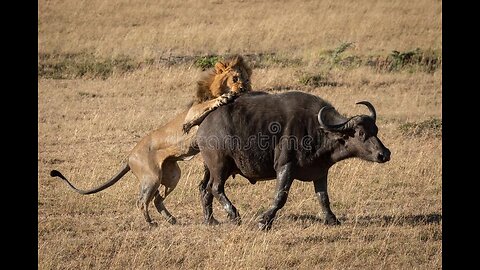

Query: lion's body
left=51, top=55, right=252, bottom=226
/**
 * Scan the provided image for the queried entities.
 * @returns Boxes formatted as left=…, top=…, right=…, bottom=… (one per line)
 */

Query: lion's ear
left=214, top=62, right=227, bottom=74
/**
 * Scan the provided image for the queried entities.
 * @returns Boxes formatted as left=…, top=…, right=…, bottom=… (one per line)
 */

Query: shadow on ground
left=287, top=213, right=442, bottom=226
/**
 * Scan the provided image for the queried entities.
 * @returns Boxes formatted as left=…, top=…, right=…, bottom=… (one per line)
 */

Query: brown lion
left=51, top=55, right=252, bottom=226
left=181, top=55, right=252, bottom=132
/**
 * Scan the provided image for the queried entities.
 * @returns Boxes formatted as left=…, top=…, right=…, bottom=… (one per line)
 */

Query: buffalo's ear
left=336, top=131, right=353, bottom=146
left=341, top=129, right=355, bottom=139
left=326, top=131, right=347, bottom=145
left=215, top=62, right=227, bottom=74
left=328, top=129, right=353, bottom=142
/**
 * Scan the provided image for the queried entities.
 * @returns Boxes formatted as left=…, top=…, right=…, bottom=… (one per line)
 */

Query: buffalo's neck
left=317, top=135, right=353, bottom=166
left=330, top=147, right=354, bottom=163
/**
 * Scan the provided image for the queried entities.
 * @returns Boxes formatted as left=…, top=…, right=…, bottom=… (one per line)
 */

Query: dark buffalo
left=195, top=91, right=391, bottom=230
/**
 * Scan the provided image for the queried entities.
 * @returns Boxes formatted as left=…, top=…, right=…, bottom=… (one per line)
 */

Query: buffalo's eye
left=359, top=130, right=365, bottom=137
left=232, top=76, right=239, bottom=83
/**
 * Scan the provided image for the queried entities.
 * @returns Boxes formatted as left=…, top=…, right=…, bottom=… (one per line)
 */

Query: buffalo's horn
left=318, top=106, right=350, bottom=131
left=356, top=101, right=376, bottom=121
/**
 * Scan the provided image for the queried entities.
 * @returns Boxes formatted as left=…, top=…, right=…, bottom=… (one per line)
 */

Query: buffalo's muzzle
left=377, top=148, right=391, bottom=163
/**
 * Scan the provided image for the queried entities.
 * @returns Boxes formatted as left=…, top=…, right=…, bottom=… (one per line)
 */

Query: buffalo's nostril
left=377, top=153, right=389, bottom=162
left=384, top=149, right=391, bottom=161
left=377, top=151, right=390, bottom=162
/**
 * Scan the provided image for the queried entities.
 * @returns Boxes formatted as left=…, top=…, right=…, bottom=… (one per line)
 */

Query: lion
left=50, top=55, right=252, bottom=226
left=182, top=55, right=252, bottom=132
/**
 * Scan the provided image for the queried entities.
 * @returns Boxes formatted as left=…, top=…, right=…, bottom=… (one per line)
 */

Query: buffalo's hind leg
left=313, top=172, right=340, bottom=225
left=199, top=165, right=219, bottom=225
left=208, top=160, right=241, bottom=225
left=258, top=162, right=294, bottom=231
left=211, top=178, right=241, bottom=225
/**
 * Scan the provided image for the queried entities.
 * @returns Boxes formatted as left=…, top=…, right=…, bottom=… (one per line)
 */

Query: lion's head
left=195, top=55, right=252, bottom=103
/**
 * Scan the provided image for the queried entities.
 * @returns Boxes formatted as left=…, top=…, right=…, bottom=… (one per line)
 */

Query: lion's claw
left=219, top=92, right=237, bottom=105
left=182, top=122, right=193, bottom=134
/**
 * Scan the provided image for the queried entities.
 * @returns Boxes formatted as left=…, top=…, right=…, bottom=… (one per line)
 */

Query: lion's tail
left=50, top=162, right=130, bottom=195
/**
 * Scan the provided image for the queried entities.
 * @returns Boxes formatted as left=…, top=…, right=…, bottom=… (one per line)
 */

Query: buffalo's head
left=318, top=101, right=391, bottom=163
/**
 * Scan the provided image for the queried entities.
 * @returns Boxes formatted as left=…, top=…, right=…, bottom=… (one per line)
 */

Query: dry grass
left=38, top=0, right=441, bottom=59
left=38, top=0, right=441, bottom=269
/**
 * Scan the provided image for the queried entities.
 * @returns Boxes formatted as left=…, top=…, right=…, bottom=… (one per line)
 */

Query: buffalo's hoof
left=231, top=217, right=242, bottom=226
left=257, top=216, right=273, bottom=231
left=166, top=216, right=177, bottom=225
left=148, top=221, right=158, bottom=227
left=324, top=216, right=341, bottom=226
left=258, top=221, right=272, bottom=231
left=204, top=218, right=220, bottom=226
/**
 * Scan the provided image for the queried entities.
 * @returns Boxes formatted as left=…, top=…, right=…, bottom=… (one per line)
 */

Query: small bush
left=261, top=54, right=303, bottom=67
left=399, top=118, right=442, bottom=137
left=331, top=42, right=354, bottom=64
left=194, top=55, right=220, bottom=70
left=314, top=42, right=359, bottom=70
left=38, top=53, right=137, bottom=79
left=298, top=72, right=338, bottom=87
left=385, top=48, right=441, bottom=73
left=317, top=46, right=441, bottom=73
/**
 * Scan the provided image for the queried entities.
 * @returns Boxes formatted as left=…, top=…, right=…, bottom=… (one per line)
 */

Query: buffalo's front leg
left=199, top=166, right=219, bottom=225
left=314, top=173, right=340, bottom=225
left=258, top=163, right=294, bottom=230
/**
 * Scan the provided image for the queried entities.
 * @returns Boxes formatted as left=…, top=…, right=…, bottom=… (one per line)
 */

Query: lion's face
left=211, top=56, right=252, bottom=97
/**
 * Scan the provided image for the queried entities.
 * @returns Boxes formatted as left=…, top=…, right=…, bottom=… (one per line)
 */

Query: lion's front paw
left=182, top=122, right=193, bottom=134
left=218, top=92, right=237, bottom=105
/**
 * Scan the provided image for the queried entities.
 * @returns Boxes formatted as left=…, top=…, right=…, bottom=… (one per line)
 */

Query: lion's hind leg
left=137, top=174, right=161, bottom=227
left=154, top=161, right=181, bottom=224
left=129, top=152, right=163, bottom=227
left=153, top=190, right=176, bottom=225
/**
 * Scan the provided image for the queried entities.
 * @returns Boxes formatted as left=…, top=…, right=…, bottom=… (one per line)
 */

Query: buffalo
left=195, top=91, right=391, bottom=230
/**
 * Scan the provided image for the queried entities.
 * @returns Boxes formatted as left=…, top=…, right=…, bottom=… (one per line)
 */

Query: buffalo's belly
left=233, top=156, right=327, bottom=182
left=231, top=152, right=276, bottom=180
left=237, top=167, right=324, bottom=182
left=236, top=170, right=277, bottom=181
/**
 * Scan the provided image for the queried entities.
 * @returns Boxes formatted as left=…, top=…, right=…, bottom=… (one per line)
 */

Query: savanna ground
left=38, top=0, right=442, bottom=269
